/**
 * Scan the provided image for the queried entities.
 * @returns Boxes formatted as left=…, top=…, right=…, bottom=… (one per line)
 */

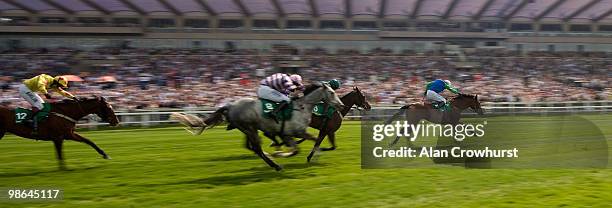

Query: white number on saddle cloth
left=16, top=113, right=27, bottom=120
left=264, top=103, right=274, bottom=112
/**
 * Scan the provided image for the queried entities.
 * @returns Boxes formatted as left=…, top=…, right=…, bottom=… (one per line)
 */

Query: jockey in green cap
left=317, top=79, right=341, bottom=127
left=323, top=79, right=341, bottom=90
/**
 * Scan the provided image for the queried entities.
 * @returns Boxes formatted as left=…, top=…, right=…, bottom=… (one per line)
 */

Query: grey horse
left=172, top=83, right=345, bottom=171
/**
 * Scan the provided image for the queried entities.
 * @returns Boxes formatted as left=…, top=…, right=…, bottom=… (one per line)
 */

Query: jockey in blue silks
left=424, top=79, right=459, bottom=111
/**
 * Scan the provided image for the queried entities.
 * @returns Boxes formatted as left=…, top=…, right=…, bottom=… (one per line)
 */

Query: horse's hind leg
left=305, top=131, right=325, bottom=162
left=53, top=139, right=67, bottom=170
left=263, top=132, right=282, bottom=150
left=68, top=133, right=110, bottom=159
left=245, top=135, right=256, bottom=151
left=0, top=130, right=5, bottom=140
left=272, top=135, right=299, bottom=158
left=245, top=129, right=281, bottom=171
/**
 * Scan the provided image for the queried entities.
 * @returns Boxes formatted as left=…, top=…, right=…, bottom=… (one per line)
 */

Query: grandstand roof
left=0, top=0, right=611, bottom=23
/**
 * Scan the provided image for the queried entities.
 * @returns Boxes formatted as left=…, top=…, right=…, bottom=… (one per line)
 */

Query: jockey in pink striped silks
left=257, top=73, right=305, bottom=116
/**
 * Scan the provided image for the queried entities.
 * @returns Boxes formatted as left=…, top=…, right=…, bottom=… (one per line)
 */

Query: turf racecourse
left=0, top=114, right=610, bottom=207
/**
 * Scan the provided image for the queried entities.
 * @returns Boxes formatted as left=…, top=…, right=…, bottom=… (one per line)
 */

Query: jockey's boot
left=432, top=101, right=443, bottom=110
left=30, top=108, right=41, bottom=137
left=441, top=103, right=451, bottom=112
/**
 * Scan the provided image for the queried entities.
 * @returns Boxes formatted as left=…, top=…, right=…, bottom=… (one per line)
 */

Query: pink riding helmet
left=290, top=74, right=303, bottom=85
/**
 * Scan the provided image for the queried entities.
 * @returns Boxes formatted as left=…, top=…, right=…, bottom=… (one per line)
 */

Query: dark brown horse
left=385, top=93, right=484, bottom=147
left=265, top=87, right=372, bottom=161
left=0, top=96, right=119, bottom=169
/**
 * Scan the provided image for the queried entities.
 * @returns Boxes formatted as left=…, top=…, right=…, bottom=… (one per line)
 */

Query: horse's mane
left=55, top=96, right=101, bottom=105
left=451, top=93, right=477, bottom=101
left=303, top=84, right=321, bottom=96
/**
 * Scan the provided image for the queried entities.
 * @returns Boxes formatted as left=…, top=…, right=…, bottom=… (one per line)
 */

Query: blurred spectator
left=0, top=47, right=609, bottom=110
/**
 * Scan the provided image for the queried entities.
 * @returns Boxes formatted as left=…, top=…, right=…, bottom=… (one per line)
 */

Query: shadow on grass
left=167, top=171, right=299, bottom=186
left=143, top=162, right=327, bottom=187
left=204, top=154, right=260, bottom=162
left=230, top=162, right=329, bottom=173
left=0, top=166, right=101, bottom=178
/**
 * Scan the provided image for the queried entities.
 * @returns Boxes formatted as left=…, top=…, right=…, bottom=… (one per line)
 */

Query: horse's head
left=304, top=82, right=345, bottom=110
left=86, top=96, right=119, bottom=126
left=353, top=86, right=371, bottom=111
left=454, top=93, right=484, bottom=115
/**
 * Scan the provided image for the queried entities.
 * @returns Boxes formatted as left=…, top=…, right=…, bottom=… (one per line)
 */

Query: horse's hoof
left=307, top=153, right=315, bottom=163
left=307, top=150, right=322, bottom=162
left=274, top=165, right=283, bottom=171
left=263, top=152, right=272, bottom=158
left=103, top=155, right=112, bottom=160
left=271, top=151, right=284, bottom=157
left=272, top=151, right=298, bottom=158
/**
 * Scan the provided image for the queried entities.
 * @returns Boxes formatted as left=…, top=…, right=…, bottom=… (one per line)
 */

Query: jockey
left=19, top=74, right=77, bottom=133
left=258, top=73, right=305, bottom=116
left=424, top=79, right=459, bottom=111
left=315, top=79, right=341, bottom=128
left=322, top=79, right=341, bottom=90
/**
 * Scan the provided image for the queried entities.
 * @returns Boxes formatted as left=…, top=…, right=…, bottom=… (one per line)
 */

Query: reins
left=51, top=112, right=78, bottom=123
left=50, top=98, right=90, bottom=123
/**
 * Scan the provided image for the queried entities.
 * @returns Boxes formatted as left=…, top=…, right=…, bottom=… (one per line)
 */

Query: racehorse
left=172, top=82, right=345, bottom=171
left=265, top=86, right=371, bottom=162
left=0, top=96, right=119, bottom=169
left=385, top=93, right=484, bottom=147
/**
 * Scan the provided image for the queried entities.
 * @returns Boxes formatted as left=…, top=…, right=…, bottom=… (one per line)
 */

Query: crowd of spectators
left=0, top=47, right=609, bottom=110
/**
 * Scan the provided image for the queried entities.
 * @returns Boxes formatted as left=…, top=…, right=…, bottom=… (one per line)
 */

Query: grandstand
left=0, top=3, right=611, bottom=207
left=0, top=1, right=610, bottom=110
left=0, top=0, right=612, bottom=52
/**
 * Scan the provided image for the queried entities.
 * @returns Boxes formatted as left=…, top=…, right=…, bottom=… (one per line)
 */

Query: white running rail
left=78, top=101, right=612, bottom=128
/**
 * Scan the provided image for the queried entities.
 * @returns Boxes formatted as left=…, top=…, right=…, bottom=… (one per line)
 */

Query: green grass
left=0, top=114, right=611, bottom=207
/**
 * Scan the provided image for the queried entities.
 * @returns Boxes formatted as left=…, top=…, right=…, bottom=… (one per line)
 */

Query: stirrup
left=431, top=102, right=442, bottom=109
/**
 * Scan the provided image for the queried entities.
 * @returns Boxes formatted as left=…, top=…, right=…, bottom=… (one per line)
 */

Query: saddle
left=424, top=100, right=450, bottom=112
left=312, top=102, right=336, bottom=118
left=15, top=103, right=51, bottom=125
left=260, top=99, right=293, bottom=121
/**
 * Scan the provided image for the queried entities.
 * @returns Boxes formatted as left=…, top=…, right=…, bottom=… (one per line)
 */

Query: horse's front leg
left=306, top=131, right=326, bottom=162
left=0, top=130, right=5, bottom=140
left=67, top=133, right=110, bottom=159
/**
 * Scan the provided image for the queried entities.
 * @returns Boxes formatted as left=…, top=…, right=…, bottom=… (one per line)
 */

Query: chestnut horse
left=385, top=93, right=485, bottom=147
left=0, top=96, right=119, bottom=169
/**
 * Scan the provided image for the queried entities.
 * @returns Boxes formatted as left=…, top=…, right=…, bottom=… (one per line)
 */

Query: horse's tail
left=384, top=105, right=410, bottom=125
left=170, top=106, right=229, bottom=135
left=170, top=112, right=206, bottom=135
left=203, top=105, right=229, bottom=129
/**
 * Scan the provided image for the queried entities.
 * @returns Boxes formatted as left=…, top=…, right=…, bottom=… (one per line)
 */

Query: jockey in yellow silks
left=19, top=74, right=77, bottom=112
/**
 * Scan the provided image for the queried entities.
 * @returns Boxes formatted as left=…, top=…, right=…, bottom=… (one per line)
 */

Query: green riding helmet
left=325, top=79, right=341, bottom=90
